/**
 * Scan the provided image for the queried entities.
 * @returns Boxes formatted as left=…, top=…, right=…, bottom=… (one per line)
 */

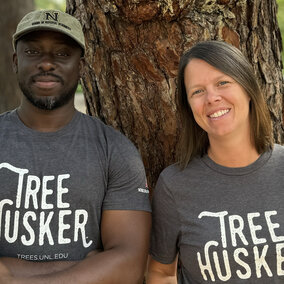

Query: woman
left=147, top=41, right=284, bottom=283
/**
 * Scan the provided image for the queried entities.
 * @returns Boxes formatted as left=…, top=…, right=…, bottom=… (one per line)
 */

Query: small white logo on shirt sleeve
left=138, top=188, right=149, bottom=194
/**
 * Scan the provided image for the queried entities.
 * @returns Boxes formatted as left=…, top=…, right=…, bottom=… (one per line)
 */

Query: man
left=0, top=9, right=151, bottom=283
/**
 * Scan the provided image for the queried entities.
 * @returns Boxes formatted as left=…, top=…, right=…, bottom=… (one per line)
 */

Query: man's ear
left=12, top=53, right=18, bottom=74
left=79, top=57, right=85, bottom=78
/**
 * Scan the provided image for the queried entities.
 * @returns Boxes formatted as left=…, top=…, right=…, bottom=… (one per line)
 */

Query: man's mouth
left=34, top=81, right=60, bottom=88
left=32, top=73, right=63, bottom=88
left=31, top=73, right=63, bottom=84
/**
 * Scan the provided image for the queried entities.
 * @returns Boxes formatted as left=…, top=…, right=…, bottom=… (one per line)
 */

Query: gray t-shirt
left=150, top=144, right=284, bottom=283
left=0, top=110, right=151, bottom=261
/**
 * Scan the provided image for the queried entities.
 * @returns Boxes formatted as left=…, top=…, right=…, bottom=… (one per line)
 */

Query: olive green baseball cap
left=13, top=9, right=85, bottom=51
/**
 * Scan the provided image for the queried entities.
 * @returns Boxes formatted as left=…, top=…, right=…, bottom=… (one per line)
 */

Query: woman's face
left=184, top=58, right=251, bottom=142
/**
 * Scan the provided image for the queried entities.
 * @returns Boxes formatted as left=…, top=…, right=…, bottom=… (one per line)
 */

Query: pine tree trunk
left=67, top=0, right=284, bottom=189
left=0, top=0, right=34, bottom=113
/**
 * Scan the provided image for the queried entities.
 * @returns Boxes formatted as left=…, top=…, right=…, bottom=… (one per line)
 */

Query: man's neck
left=17, top=99, right=76, bottom=132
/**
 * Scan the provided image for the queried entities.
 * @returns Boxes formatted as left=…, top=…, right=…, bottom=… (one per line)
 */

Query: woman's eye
left=218, top=81, right=229, bottom=86
left=192, top=89, right=203, bottom=96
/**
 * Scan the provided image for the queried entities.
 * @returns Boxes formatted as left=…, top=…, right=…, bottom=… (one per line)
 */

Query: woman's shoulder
left=158, top=157, right=202, bottom=184
left=159, top=163, right=181, bottom=181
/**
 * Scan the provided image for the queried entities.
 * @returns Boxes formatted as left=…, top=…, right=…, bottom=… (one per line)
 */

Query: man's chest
left=0, top=142, right=107, bottom=260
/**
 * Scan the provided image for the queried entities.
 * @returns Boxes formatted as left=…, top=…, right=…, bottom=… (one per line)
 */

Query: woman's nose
left=205, top=88, right=222, bottom=104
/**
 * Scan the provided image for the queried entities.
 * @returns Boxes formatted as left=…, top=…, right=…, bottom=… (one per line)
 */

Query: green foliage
left=277, top=0, right=284, bottom=30
left=76, top=83, right=83, bottom=93
left=277, top=0, right=284, bottom=66
left=35, top=0, right=66, bottom=11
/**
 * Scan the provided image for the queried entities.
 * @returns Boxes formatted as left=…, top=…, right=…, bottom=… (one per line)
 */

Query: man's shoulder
left=80, top=113, right=122, bottom=135
left=79, top=112, right=138, bottom=152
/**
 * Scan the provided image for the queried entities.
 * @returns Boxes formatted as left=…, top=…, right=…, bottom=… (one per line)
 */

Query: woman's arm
left=146, top=255, right=178, bottom=284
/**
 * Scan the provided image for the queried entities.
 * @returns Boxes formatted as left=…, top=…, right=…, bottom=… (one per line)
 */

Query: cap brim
left=13, top=26, right=85, bottom=52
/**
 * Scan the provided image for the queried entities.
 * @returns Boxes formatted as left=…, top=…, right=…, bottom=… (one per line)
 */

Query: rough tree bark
left=0, top=0, right=34, bottom=113
left=67, top=0, right=284, bottom=190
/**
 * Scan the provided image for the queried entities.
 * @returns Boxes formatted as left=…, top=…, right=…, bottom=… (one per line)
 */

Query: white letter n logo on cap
left=45, top=12, right=59, bottom=21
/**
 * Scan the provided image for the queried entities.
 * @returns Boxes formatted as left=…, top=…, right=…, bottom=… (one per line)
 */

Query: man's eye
left=25, top=49, right=39, bottom=55
left=56, top=52, right=69, bottom=57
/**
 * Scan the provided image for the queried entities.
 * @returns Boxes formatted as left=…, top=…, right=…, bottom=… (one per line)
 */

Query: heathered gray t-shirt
left=0, top=110, right=151, bottom=261
left=150, top=144, right=284, bottom=283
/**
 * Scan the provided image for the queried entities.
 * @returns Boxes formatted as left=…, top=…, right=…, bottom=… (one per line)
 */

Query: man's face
left=13, top=30, right=83, bottom=110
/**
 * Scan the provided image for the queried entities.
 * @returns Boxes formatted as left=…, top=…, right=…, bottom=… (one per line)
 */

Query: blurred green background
left=278, top=0, right=284, bottom=64
left=35, top=0, right=65, bottom=10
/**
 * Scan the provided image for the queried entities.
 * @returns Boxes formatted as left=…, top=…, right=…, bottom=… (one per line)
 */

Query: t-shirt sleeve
left=102, top=131, right=151, bottom=212
left=150, top=173, right=180, bottom=264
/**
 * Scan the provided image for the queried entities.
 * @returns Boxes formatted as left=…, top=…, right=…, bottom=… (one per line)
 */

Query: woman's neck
left=207, top=135, right=260, bottom=168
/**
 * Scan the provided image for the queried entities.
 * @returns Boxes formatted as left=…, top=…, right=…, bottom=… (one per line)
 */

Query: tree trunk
left=66, top=0, right=284, bottom=190
left=0, top=0, right=34, bottom=114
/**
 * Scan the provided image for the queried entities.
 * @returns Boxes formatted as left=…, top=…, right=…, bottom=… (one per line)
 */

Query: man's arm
left=0, top=210, right=151, bottom=284
left=0, top=258, right=78, bottom=277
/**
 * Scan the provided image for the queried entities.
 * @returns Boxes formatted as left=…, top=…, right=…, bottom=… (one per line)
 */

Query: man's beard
left=19, top=74, right=78, bottom=110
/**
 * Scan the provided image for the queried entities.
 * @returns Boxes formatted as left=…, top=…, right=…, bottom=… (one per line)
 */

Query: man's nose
left=37, top=55, right=56, bottom=72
